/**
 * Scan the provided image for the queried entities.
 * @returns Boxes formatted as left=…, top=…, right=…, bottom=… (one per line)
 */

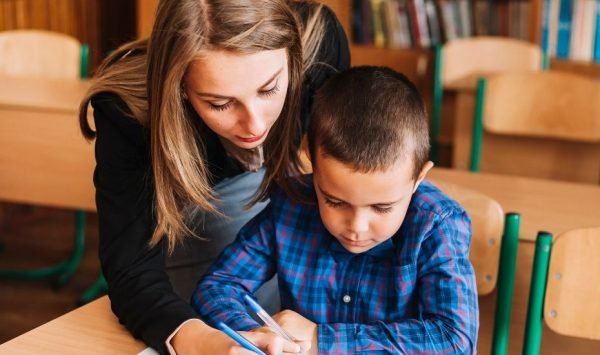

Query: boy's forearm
left=317, top=318, right=476, bottom=354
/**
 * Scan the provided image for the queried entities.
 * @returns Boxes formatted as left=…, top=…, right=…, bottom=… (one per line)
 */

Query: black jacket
left=90, top=4, right=350, bottom=353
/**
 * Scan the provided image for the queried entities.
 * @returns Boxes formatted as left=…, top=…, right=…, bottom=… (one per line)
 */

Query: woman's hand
left=171, top=320, right=308, bottom=355
left=272, top=310, right=318, bottom=355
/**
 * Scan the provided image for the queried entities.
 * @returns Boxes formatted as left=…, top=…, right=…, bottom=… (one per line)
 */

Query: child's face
left=313, top=149, right=432, bottom=254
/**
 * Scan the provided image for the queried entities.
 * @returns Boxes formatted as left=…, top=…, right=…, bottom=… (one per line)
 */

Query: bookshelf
left=321, top=0, right=600, bottom=82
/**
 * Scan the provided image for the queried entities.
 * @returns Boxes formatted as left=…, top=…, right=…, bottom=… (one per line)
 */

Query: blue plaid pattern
left=192, top=177, right=479, bottom=354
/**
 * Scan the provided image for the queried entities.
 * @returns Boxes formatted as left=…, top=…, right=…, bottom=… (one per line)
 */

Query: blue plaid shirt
left=192, top=177, right=478, bottom=354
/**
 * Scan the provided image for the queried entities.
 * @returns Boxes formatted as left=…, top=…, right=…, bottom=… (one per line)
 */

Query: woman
left=79, top=0, right=349, bottom=353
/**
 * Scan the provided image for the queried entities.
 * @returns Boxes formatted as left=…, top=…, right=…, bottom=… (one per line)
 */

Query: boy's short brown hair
left=308, top=66, right=430, bottom=179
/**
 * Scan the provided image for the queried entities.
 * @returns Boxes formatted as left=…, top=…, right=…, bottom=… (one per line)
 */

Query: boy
left=192, top=66, right=478, bottom=354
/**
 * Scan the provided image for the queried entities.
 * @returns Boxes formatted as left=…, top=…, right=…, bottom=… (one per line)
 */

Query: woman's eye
left=373, top=206, right=393, bottom=214
left=260, top=82, right=280, bottom=97
left=209, top=101, right=232, bottom=111
left=324, top=199, right=343, bottom=208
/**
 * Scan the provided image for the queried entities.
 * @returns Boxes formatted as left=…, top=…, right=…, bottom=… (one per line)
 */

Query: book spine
left=556, top=0, right=573, bottom=59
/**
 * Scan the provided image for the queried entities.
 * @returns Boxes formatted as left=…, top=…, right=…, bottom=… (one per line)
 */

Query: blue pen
left=243, top=294, right=294, bottom=342
left=216, top=321, right=266, bottom=355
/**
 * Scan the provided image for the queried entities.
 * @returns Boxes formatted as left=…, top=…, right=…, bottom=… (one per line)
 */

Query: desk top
left=0, top=75, right=95, bottom=210
left=0, top=75, right=90, bottom=112
left=0, top=296, right=145, bottom=355
left=429, top=168, right=600, bottom=241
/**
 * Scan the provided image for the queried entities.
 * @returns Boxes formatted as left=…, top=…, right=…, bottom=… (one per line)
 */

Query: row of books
left=351, top=0, right=532, bottom=49
left=541, top=0, right=600, bottom=62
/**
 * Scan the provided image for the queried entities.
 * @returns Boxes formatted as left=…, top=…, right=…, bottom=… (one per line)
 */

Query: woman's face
left=184, top=48, right=289, bottom=149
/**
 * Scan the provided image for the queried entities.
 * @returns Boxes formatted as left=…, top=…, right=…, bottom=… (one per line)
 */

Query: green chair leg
left=78, top=273, right=108, bottom=306
left=0, top=209, right=86, bottom=288
left=469, top=78, right=487, bottom=172
left=522, top=232, right=553, bottom=355
left=430, top=44, right=443, bottom=165
left=491, top=213, right=520, bottom=355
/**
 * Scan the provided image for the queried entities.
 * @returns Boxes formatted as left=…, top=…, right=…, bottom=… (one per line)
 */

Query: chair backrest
left=430, top=36, right=543, bottom=163
left=435, top=180, right=520, bottom=355
left=523, top=227, right=600, bottom=354
left=434, top=181, right=504, bottom=295
left=545, top=227, right=600, bottom=340
left=470, top=72, right=600, bottom=183
left=0, top=30, right=82, bottom=79
left=442, top=37, right=543, bottom=86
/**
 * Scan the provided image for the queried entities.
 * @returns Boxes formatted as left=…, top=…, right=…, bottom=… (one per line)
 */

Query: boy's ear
left=413, top=161, right=434, bottom=193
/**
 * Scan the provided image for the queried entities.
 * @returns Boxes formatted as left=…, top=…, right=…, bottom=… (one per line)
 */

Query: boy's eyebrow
left=195, top=67, right=283, bottom=99
left=317, top=184, right=402, bottom=206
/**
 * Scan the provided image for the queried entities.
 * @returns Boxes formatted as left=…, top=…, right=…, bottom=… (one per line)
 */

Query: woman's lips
left=236, top=131, right=266, bottom=143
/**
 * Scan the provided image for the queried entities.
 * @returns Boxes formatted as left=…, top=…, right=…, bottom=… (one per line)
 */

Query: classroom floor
left=0, top=204, right=101, bottom=343
left=0, top=203, right=598, bottom=353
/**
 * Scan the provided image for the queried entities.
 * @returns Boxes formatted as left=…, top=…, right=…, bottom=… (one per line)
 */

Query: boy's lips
left=341, top=237, right=371, bottom=247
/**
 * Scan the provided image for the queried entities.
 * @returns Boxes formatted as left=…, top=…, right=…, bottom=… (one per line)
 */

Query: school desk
left=0, top=75, right=95, bottom=210
left=429, top=167, right=600, bottom=242
left=0, top=296, right=145, bottom=354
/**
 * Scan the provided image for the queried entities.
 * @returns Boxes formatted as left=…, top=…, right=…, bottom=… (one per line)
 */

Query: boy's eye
left=373, top=206, right=393, bottom=214
left=324, top=199, right=343, bottom=208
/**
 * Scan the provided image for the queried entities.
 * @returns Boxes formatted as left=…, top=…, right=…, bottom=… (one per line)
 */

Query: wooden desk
left=0, top=76, right=95, bottom=210
left=429, top=168, right=600, bottom=241
left=0, top=296, right=145, bottom=354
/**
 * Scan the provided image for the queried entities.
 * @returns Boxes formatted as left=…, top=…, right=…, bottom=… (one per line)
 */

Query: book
left=556, top=0, right=573, bottom=59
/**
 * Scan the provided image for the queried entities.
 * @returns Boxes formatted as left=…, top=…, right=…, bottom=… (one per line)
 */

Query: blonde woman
left=79, top=0, right=349, bottom=353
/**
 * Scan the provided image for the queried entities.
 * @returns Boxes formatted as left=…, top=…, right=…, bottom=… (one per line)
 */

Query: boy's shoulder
left=409, top=180, right=467, bottom=219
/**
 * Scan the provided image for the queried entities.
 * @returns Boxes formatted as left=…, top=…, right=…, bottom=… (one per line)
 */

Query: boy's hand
left=246, top=327, right=310, bottom=354
left=272, top=310, right=318, bottom=355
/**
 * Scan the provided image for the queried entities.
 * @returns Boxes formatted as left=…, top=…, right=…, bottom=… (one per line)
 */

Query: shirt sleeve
left=316, top=209, right=479, bottom=354
left=92, top=94, right=199, bottom=354
left=191, top=203, right=278, bottom=331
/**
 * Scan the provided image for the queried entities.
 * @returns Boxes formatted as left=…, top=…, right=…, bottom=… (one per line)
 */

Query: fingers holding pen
left=244, top=327, right=307, bottom=354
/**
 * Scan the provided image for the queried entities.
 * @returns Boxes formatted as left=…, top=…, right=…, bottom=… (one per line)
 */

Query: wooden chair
left=0, top=29, right=88, bottom=79
left=0, top=29, right=91, bottom=288
left=430, top=37, right=543, bottom=164
left=523, top=227, right=600, bottom=354
left=469, top=71, right=600, bottom=184
left=432, top=181, right=521, bottom=355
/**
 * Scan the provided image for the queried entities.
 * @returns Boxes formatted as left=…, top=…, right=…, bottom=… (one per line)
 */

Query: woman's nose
left=240, top=102, right=266, bottom=136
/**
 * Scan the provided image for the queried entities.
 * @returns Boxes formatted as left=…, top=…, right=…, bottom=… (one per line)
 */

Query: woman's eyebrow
left=195, top=67, right=283, bottom=99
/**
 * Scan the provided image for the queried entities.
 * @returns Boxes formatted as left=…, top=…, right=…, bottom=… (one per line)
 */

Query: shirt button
left=342, top=295, right=351, bottom=303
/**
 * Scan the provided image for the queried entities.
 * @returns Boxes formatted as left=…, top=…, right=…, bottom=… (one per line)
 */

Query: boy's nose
left=348, top=210, right=369, bottom=235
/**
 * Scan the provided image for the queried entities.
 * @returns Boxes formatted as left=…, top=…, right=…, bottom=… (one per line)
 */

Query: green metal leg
left=470, top=78, right=487, bottom=172
left=491, top=213, right=520, bottom=355
left=430, top=45, right=443, bottom=165
left=78, top=273, right=108, bottom=306
left=0, top=210, right=86, bottom=288
left=522, top=232, right=553, bottom=355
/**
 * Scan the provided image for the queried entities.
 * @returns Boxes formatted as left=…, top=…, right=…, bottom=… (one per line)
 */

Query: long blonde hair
left=79, top=0, right=327, bottom=252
